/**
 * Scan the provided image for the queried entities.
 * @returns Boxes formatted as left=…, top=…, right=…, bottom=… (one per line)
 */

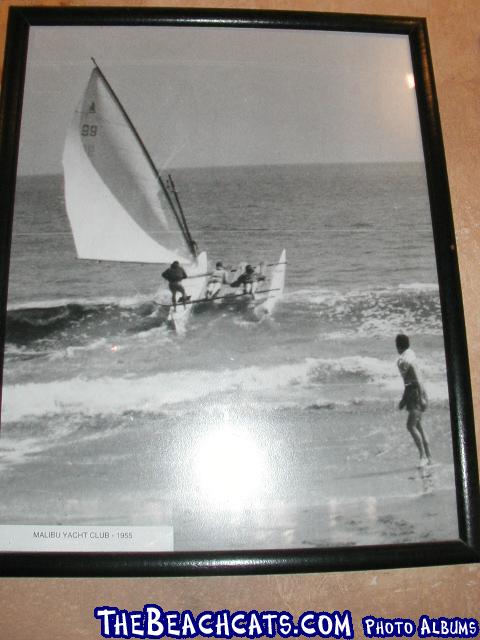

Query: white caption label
left=0, top=525, right=174, bottom=551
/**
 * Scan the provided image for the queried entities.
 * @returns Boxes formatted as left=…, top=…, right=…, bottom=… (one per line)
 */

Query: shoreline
left=0, top=402, right=458, bottom=551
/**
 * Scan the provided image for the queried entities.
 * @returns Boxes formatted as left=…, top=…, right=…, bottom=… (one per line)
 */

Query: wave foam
left=1, top=354, right=448, bottom=422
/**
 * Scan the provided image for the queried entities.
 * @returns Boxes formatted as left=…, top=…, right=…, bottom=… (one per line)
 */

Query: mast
left=167, top=174, right=197, bottom=256
left=90, top=58, right=197, bottom=258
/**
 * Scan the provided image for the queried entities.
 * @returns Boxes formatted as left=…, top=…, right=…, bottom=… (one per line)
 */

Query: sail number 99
left=81, top=124, right=98, bottom=137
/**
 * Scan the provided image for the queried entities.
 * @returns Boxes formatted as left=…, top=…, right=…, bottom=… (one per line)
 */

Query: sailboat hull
left=254, top=249, right=286, bottom=316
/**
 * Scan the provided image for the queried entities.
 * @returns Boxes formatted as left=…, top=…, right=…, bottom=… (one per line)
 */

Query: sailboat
left=62, top=59, right=207, bottom=333
left=63, top=59, right=285, bottom=333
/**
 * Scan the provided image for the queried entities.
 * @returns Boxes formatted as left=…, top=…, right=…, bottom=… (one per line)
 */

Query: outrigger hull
left=254, top=249, right=286, bottom=316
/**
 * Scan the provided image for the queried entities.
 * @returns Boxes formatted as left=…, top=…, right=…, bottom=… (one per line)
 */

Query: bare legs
left=170, top=283, right=188, bottom=310
left=406, top=409, right=432, bottom=464
left=242, top=282, right=257, bottom=299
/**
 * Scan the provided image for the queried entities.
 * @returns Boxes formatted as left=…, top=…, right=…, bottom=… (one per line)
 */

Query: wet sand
left=0, top=401, right=458, bottom=551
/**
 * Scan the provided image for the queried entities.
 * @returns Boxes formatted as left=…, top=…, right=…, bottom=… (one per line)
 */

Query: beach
left=0, top=391, right=456, bottom=549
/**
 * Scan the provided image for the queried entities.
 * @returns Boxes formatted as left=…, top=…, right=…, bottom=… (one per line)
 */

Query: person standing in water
left=396, top=333, right=432, bottom=466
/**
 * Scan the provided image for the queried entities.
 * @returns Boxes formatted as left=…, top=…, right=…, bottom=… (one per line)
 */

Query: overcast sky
left=17, top=25, right=424, bottom=175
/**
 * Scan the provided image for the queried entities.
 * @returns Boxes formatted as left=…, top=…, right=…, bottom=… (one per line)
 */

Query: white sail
left=63, top=67, right=192, bottom=264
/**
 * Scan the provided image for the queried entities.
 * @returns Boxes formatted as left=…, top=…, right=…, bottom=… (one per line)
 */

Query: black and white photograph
left=0, top=12, right=471, bottom=564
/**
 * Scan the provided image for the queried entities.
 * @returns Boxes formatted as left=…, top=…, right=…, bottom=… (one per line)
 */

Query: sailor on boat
left=162, top=261, right=191, bottom=310
left=206, top=261, right=229, bottom=299
left=231, top=264, right=261, bottom=299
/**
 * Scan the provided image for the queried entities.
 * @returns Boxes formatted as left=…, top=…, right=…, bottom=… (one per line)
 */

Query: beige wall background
left=0, top=0, right=479, bottom=637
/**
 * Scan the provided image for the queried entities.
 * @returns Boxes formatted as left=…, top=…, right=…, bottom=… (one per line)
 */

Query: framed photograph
left=0, top=7, right=478, bottom=576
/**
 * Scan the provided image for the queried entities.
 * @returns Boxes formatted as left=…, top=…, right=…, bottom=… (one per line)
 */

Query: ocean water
left=0, top=162, right=458, bottom=549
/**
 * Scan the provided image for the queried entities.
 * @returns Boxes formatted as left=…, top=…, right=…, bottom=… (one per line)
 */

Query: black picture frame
left=0, top=6, right=478, bottom=577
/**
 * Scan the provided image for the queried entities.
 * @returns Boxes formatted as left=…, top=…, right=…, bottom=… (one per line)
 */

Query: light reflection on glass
left=193, top=411, right=266, bottom=511
left=406, top=73, right=415, bottom=89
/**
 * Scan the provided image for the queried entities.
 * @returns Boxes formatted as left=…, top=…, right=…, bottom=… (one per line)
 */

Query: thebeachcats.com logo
left=93, top=607, right=479, bottom=639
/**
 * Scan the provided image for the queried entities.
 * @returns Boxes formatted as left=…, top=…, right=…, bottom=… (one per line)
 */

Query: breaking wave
left=4, top=281, right=443, bottom=350
left=2, top=353, right=448, bottom=422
